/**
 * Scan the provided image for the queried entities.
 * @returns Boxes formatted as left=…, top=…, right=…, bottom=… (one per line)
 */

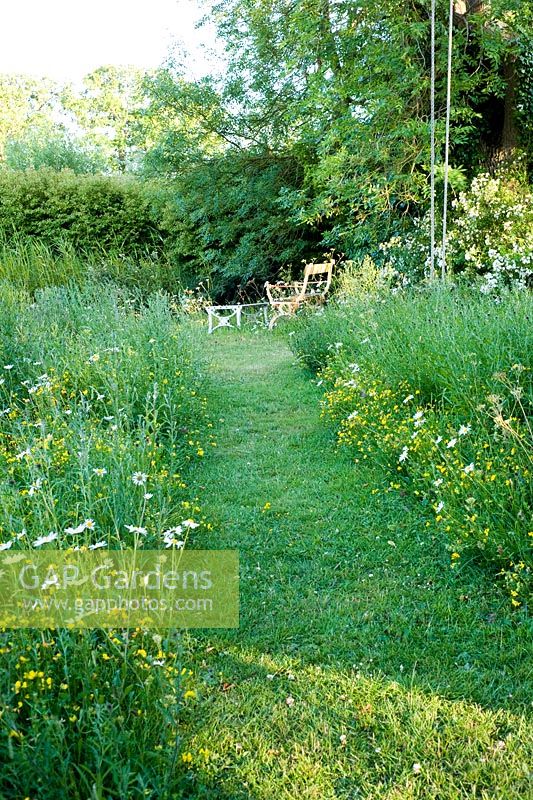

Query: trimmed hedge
left=0, top=169, right=161, bottom=253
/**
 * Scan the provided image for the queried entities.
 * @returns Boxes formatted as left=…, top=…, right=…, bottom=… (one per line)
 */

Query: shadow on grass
left=182, top=646, right=532, bottom=800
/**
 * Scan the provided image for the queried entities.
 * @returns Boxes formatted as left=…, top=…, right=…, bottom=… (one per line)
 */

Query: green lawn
left=181, top=330, right=532, bottom=799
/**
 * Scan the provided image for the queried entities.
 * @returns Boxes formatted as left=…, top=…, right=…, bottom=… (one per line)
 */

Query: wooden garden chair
left=265, top=260, right=333, bottom=329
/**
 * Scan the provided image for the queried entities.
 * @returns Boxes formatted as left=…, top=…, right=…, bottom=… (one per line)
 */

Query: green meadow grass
left=0, top=300, right=531, bottom=799
left=178, top=331, right=532, bottom=800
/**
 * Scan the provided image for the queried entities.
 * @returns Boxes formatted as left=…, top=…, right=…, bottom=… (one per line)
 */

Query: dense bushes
left=378, top=165, right=533, bottom=290
left=0, top=169, right=161, bottom=254
left=291, top=289, right=533, bottom=603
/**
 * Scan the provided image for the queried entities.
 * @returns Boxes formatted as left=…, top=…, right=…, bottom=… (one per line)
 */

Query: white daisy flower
left=398, top=446, right=409, bottom=463
left=403, top=394, right=414, bottom=404
left=434, top=436, right=443, bottom=445
left=65, top=522, right=87, bottom=535
left=92, top=467, right=107, bottom=477
left=0, top=541, right=13, bottom=551
left=164, top=537, right=185, bottom=549
left=463, top=463, right=475, bottom=474
left=458, top=424, right=471, bottom=436
left=433, top=478, right=443, bottom=487
left=89, top=541, right=107, bottom=550
left=125, top=525, right=148, bottom=535
left=446, top=438, right=457, bottom=448
left=3, top=364, right=14, bottom=370
left=347, top=410, right=358, bottom=420
left=436, top=501, right=444, bottom=513
left=182, top=519, right=199, bottom=529
left=15, top=448, right=31, bottom=460
left=131, top=472, right=148, bottom=486
left=163, top=526, right=183, bottom=536
left=144, top=493, right=154, bottom=500
left=33, top=532, right=58, bottom=547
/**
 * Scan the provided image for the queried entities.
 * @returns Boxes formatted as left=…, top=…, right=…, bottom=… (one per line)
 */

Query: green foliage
left=0, top=74, right=60, bottom=161
left=290, top=288, right=533, bottom=600
left=158, top=151, right=316, bottom=297
left=0, top=283, right=215, bottom=798
left=62, top=66, right=152, bottom=173
left=196, top=0, right=533, bottom=262
left=0, top=169, right=162, bottom=254
left=4, top=128, right=105, bottom=174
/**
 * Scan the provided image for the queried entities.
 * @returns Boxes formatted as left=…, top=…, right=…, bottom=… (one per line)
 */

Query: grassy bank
left=290, top=288, right=532, bottom=604
left=0, top=284, right=212, bottom=798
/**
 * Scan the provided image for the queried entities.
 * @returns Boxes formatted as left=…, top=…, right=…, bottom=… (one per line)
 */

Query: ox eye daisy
left=33, top=532, right=58, bottom=547
left=125, top=525, right=148, bottom=535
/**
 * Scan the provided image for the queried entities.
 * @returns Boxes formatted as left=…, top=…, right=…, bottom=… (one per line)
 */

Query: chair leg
left=268, top=309, right=290, bottom=330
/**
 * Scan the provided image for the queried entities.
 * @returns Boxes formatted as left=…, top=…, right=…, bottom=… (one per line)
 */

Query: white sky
left=0, top=0, right=221, bottom=83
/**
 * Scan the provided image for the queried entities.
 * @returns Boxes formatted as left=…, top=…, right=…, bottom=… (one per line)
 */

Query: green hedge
left=0, top=169, right=161, bottom=253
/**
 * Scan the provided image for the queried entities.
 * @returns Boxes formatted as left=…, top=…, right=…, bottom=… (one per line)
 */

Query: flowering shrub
left=378, top=167, right=533, bottom=293
left=448, top=172, right=533, bottom=294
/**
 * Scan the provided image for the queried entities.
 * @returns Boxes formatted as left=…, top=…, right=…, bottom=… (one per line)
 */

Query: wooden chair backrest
left=300, top=260, right=334, bottom=297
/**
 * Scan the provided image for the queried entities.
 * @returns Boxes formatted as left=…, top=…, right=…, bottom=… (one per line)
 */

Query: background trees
left=0, top=0, right=531, bottom=297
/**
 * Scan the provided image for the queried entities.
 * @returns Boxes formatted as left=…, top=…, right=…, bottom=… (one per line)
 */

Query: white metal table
left=206, top=303, right=269, bottom=334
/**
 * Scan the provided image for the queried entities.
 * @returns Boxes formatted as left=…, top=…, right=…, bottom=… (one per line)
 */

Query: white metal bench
left=205, top=302, right=269, bottom=334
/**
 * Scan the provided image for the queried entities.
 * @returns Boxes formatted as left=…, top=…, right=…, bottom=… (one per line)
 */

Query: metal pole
left=441, top=0, right=454, bottom=279
left=430, top=0, right=436, bottom=280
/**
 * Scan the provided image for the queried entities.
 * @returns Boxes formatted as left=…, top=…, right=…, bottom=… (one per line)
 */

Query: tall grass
left=0, top=235, right=185, bottom=296
left=292, top=287, right=532, bottom=411
left=0, top=283, right=213, bottom=797
left=290, top=287, right=533, bottom=602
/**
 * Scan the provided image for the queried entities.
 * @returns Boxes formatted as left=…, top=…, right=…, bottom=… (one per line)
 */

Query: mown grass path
left=184, top=331, right=532, bottom=800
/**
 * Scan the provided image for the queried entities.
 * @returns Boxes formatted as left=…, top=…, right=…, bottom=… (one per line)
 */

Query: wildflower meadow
left=1, top=0, right=532, bottom=796
left=0, top=283, right=213, bottom=797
